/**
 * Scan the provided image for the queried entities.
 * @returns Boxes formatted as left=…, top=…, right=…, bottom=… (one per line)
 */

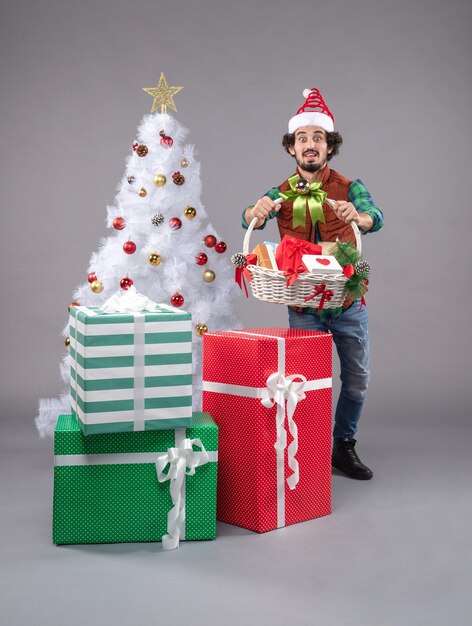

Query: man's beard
left=296, top=156, right=324, bottom=173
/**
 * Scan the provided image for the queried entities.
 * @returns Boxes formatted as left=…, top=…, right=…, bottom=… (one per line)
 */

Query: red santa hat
left=288, top=88, right=335, bottom=134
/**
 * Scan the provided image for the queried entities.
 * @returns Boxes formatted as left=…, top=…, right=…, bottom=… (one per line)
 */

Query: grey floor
left=1, top=417, right=470, bottom=626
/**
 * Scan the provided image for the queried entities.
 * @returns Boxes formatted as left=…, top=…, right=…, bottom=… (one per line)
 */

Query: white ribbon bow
left=156, top=438, right=210, bottom=551
left=101, top=285, right=159, bottom=313
left=261, top=372, right=307, bottom=490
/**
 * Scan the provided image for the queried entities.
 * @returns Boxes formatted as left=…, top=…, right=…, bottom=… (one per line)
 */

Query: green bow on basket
left=279, top=174, right=327, bottom=229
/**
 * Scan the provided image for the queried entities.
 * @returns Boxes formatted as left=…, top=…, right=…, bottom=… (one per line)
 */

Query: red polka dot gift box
left=202, top=328, right=332, bottom=533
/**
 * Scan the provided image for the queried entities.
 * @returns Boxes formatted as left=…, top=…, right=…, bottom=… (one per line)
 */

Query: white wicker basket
left=243, top=199, right=361, bottom=308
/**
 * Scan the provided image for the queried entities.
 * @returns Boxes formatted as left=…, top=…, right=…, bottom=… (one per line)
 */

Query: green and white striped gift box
left=69, top=304, right=193, bottom=435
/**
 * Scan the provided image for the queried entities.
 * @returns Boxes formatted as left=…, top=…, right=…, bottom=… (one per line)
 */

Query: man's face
left=289, top=126, right=331, bottom=173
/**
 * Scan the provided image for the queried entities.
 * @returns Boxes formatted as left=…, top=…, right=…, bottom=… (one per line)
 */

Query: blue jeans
left=288, top=303, right=370, bottom=439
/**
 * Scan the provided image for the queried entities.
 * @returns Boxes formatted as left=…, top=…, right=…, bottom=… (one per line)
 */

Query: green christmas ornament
left=331, top=240, right=362, bottom=268
left=330, top=241, right=369, bottom=303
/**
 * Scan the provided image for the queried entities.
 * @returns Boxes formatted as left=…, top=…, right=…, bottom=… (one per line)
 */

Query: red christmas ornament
left=120, top=276, right=133, bottom=290
left=159, top=131, right=173, bottom=147
left=113, top=217, right=126, bottom=230
left=123, top=241, right=137, bottom=254
left=169, top=217, right=182, bottom=230
left=204, top=235, right=217, bottom=248
left=68, top=301, right=80, bottom=312
left=87, top=272, right=97, bottom=283
left=195, top=252, right=208, bottom=265
left=215, top=241, right=227, bottom=254
left=131, top=142, right=138, bottom=151
left=170, top=292, right=185, bottom=307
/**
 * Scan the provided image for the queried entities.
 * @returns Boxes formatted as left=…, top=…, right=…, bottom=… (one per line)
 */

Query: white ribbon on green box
left=156, top=434, right=212, bottom=550
left=202, top=330, right=331, bottom=529
left=69, top=288, right=193, bottom=435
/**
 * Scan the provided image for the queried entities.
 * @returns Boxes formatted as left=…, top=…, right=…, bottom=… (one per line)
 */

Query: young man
left=242, top=88, right=384, bottom=480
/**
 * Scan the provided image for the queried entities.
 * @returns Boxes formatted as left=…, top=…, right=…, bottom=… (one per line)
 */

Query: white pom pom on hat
left=288, top=88, right=335, bottom=134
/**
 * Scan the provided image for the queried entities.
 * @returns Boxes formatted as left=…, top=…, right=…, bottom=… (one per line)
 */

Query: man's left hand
left=333, top=201, right=358, bottom=224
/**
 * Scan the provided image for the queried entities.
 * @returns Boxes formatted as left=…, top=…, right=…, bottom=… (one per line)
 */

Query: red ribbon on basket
left=358, top=278, right=369, bottom=310
left=284, top=264, right=308, bottom=287
left=304, top=282, right=334, bottom=311
left=342, top=264, right=355, bottom=279
left=235, top=254, right=258, bottom=297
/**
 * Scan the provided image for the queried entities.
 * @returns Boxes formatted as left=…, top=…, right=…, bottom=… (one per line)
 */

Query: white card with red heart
left=302, top=254, right=343, bottom=275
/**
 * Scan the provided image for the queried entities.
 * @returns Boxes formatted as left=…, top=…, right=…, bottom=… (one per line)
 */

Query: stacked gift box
left=68, top=302, right=194, bottom=434
left=53, top=413, right=218, bottom=548
left=53, top=297, right=218, bottom=550
left=53, top=293, right=333, bottom=549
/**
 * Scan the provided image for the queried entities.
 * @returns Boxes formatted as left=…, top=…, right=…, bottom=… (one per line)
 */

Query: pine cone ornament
left=231, top=252, right=246, bottom=268
left=136, top=144, right=149, bottom=157
left=172, top=171, right=185, bottom=186
left=354, top=260, right=371, bottom=278
left=151, top=213, right=165, bottom=226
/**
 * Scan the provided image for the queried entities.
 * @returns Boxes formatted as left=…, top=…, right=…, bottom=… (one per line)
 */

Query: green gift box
left=53, top=413, right=218, bottom=548
left=69, top=304, right=193, bottom=435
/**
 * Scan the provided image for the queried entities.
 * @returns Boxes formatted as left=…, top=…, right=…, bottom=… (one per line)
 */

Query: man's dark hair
left=281, top=131, right=343, bottom=161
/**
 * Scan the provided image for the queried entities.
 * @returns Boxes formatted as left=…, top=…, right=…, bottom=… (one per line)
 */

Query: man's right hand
left=245, top=196, right=280, bottom=228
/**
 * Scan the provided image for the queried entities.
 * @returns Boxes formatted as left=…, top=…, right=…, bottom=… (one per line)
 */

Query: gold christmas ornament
left=195, top=323, right=208, bottom=337
left=143, top=72, right=184, bottom=114
left=148, top=252, right=161, bottom=266
left=202, top=269, right=216, bottom=283
left=184, top=206, right=197, bottom=219
left=153, top=173, right=166, bottom=186
left=181, top=157, right=189, bottom=168
left=90, top=280, right=104, bottom=293
left=139, top=187, right=147, bottom=197
left=65, top=336, right=70, bottom=348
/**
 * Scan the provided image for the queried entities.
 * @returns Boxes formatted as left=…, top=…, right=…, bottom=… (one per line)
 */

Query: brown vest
left=276, top=165, right=356, bottom=246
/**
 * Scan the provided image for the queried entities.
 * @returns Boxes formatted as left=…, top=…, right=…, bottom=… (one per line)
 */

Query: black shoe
left=332, top=438, right=373, bottom=480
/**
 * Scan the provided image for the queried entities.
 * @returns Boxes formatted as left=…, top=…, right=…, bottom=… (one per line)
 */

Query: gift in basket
left=234, top=198, right=369, bottom=310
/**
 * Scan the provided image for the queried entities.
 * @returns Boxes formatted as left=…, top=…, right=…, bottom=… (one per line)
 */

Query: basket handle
left=243, top=198, right=362, bottom=255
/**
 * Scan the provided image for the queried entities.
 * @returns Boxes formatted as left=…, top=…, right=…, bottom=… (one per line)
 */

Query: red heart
left=316, top=258, right=330, bottom=266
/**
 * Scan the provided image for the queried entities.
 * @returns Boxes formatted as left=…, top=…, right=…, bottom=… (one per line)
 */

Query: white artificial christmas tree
left=36, top=74, right=241, bottom=436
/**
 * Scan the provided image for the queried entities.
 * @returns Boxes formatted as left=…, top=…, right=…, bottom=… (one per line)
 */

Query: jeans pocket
left=333, top=304, right=369, bottom=347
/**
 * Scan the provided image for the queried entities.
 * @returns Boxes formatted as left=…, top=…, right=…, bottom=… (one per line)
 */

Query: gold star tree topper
left=143, top=73, right=184, bottom=114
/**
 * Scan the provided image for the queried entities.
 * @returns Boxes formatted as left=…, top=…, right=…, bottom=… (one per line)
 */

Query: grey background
left=1, top=0, right=471, bottom=624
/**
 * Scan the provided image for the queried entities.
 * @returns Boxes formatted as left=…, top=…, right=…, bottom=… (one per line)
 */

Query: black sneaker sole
left=332, top=462, right=373, bottom=480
